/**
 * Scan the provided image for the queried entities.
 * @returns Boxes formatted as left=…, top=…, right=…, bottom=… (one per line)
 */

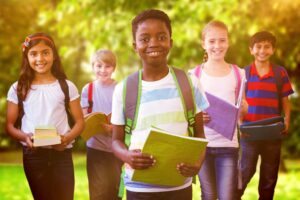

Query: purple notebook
left=204, top=92, right=239, bottom=140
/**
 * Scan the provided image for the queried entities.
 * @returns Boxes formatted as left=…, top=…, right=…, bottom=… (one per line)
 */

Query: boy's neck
left=254, top=60, right=270, bottom=69
left=96, top=78, right=114, bottom=86
left=142, top=64, right=169, bottom=81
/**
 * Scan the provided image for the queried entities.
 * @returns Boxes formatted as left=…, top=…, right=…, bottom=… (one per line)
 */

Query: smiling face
left=92, top=60, right=115, bottom=84
left=250, top=41, right=275, bottom=63
left=27, top=41, right=54, bottom=76
left=202, top=27, right=229, bottom=62
left=133, top=18, right=172, bottom=68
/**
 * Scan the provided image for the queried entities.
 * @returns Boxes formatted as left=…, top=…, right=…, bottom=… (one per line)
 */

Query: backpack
left=244, top=64, right=283, bottom=114
left=15, top=79, right=74, bottom=128
left=123, top=67, right=196, bottom=144
left=194, top=64, right=242, bottom=103
left=87, top=82, right=93, bottom=114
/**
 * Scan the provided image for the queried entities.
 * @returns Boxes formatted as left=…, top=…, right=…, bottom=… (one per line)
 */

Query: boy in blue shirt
left=111, top=9, right=209, bottom=200
left=237, top=31, right=294, bottom=200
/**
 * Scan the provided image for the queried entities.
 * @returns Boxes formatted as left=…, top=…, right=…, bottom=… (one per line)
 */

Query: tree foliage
left=1, top=0, right=299, bottom=154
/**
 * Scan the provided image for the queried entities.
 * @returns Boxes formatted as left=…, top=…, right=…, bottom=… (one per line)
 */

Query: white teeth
left=148, top=52, right=160, bottom=56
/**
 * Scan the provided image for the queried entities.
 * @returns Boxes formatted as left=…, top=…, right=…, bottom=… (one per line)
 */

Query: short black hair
left=249, top=31, right=276, bottom=48
left=131, top=9, right=172, bottom=40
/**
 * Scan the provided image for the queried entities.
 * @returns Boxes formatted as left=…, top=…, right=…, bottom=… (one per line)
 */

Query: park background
left=0, top=0, right=299, bottom=199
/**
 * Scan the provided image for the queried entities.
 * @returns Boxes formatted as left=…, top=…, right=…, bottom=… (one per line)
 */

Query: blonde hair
left=201, top=20, right=228, bottom=62
left=202, top=20, right=228, bottom=41
left=91, top=49, right=117, bottom=67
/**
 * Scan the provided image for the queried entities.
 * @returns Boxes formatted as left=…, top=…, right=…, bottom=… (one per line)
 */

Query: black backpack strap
left=58, top=79, right=75, bottom=127
left=171, top=67, right=196, bottom=136
left=15, top=90, right=24, bottom=128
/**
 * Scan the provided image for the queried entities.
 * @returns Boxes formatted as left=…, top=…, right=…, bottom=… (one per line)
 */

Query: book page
left=205, top=92, right=239, bottom=140
left=81, top=112, right=110, bottom=141
left=131, top=127, right=208, bottom=186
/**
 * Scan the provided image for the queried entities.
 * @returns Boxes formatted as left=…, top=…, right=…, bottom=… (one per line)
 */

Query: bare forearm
left=112, top=139, right=129, bottom=162
left=194, top=112, right=205, bottom=138
left=63, top=119, right=84, bottom=144
left=6, top=124, right=28, bottom=142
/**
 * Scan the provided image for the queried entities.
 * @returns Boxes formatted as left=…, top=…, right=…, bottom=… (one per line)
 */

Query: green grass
left=0, top=151, right=299, bottom=200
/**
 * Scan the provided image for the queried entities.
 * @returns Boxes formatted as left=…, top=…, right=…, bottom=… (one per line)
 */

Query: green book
left=131, top=126, right=208, bottom=186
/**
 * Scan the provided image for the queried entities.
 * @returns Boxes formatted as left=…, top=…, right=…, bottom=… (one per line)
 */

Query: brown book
left=81, top=112, right=111, bottom=141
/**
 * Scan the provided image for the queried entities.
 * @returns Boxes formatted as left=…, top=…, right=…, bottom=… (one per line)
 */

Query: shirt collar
left=250, top=63, right=274, bottom=79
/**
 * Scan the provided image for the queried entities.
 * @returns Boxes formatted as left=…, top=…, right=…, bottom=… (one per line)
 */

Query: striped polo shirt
left=243, top=63, right=294, bottom=123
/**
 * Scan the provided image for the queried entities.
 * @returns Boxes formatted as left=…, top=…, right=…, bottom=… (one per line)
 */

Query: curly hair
left=131, top=9, right=172, bottom=40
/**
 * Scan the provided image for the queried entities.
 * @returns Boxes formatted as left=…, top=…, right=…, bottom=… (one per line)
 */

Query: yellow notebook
left=33, top=126, right=61, bottom=147
left=132, top=126, right=208, bottom=186
left=81, top=112, right=111, bottom=141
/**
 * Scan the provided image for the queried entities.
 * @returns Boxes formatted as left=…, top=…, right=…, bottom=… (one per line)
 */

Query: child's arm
left=112, top=124, right=155, bottom=169
left=82, top=108, right=88, bottom=116
left=5, top=101, right=33, bottom=148
left=54, top=98, right=84, bottom=151
left=282, top=96, right=291, bottom=135
left=177, top=112, right=206, bottom=177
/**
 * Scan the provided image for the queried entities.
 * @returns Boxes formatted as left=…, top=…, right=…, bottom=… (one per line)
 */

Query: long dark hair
left=17, top=32, right=67, bottom=101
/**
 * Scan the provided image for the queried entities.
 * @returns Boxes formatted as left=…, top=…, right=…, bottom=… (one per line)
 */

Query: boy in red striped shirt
left=237, top=31, right=294, bottom=200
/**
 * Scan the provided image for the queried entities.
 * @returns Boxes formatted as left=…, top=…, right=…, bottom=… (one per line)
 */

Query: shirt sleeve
left=80, top=83, right=89, bottom=108
left=280, top=67, right=294, bottom=97
left=111, top=81, right=126, bottom=125
left=66, top=80, right=80, bottom=101
left=189, top=73, right=210, bottom=114
left=7, top=82, right=18, bottom=104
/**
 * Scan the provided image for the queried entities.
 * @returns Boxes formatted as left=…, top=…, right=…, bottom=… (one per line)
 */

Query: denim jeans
left=198, top=147, right=239, bottom=200
left=22, top=147, right=74, bottom=200
left=126, top=185, right=192, bottom=200
left=87, top=147, right=123, bottom=200
left=236, top=140, right=281, bottom=200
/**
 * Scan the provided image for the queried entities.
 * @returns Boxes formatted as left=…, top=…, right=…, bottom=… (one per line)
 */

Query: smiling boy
left=237, top=31, right=294, bottom=200
left=111, top=9, right=209, bottom=200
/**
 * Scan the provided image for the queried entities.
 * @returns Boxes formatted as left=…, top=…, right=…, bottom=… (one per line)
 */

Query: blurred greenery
left=0, top=152, right=299, bottom=200
left=1, top=0, right=300, bottom=157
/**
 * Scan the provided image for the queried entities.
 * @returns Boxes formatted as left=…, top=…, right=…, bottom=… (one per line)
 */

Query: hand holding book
left=125, top=149, right=155, bottom=170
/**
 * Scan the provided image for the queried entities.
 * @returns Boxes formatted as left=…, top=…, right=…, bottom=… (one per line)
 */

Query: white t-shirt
left=80, top=80, right=116, bottom=152
left=111, top=68, right=209, bottom=193
left=7, top=80, right=79, bottom=147
left=189, top=65, right=245, bottom=148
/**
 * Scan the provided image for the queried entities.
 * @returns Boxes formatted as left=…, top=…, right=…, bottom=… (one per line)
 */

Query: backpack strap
left=244, top=65, right=251, bottom=95
left=272, top=64, right=283, bottom=114
left=58, top=79, right=75, bottom=127
left=15, top=91, right=24, bottom=128
left=87, top=82, right=93, bottom=114
left=232, top=65, right=242, bottom=102
left=124, top=68, right=196, bottom=138
left=194, top=64, right=203, bottom=78
left=194, top=64, right=242, bottom=102
left=170, top=67, right=196, bottom=137
left=123, top=70, right=141, bottom=145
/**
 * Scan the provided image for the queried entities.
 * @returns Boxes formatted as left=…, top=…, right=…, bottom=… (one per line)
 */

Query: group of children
left=5, top=9, right=293, bottom=200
